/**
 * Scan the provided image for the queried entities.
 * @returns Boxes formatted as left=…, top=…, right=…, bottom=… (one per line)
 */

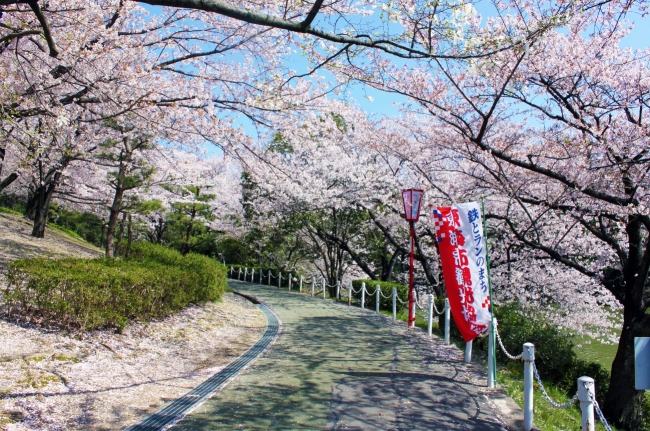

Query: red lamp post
left=401, top=188, right=424, bottom=328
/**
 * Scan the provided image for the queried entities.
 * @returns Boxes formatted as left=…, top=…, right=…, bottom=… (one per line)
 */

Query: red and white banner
left=432, top=202, right=491, bottom=342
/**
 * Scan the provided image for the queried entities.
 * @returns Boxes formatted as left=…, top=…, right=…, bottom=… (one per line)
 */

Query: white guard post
left=465, top=340, right=473, bottom=363
left=288, top=273, right=292, bottom=290
left=578, top=376, right=595, bottom=431
left=523, top=343, right=535, bottom=431
left=336, top=281, right=340, bottom=300
left=259, top=268, right=262, bottom=284
left=348, top=282, right=352, bottom=305
left=361, top=282, right=366, bottom=309
left=311, top=278, right=315, bottom=296
left=427, top=294, right=434, bottom=336
left=322, top=278, right=326, bottom=299
left=268, top=271, right=271, bottom=285
left=238, top=268, right=241, bottom=280
left=392, top=288, right=397, bottom=319
left=444, top=299, right=450, bottom=345
left=376, top=286, right=380, bottom=313
left=488, top=317, right=496, bottom=388
left=278, top=272, right=282, bottom=288
left=410, top=295, right=416, bottom=327
left=299, top=276, right=303, bottom=293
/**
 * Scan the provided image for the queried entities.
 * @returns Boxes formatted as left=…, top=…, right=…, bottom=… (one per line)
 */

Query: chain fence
left=229, top=265, right=614, bottom=431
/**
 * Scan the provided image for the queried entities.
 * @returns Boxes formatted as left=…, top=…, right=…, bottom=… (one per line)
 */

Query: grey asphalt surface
left=172, top=281, right=524, bottom=430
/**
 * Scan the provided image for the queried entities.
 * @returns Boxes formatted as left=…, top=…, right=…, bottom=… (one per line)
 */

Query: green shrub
left=490, top=303, right=576, bottom=386
left=351, top=279, right=409, bottom=312
left=563, top=359, right=610, bottom=407
left=4, top=243, right=226, bottom=331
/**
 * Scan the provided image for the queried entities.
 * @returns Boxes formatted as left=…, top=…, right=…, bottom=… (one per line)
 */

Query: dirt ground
left=0, top=213, right=265, bottom=430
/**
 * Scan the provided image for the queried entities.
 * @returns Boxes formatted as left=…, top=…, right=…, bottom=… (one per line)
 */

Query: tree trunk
left=603, top=215, right=650, bottom=430
left=604, top=311, right=649, bottom=429
left=30, top=172, right=61, bottom=238
left=0, top=173, right=18, bottom=194
left=105, top=188, right=125, bottom=257
left=115, top=211, right=127, bottom=256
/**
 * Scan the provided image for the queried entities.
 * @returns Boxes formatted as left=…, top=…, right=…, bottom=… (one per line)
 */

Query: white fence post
left=578, top=376, right=595, bottom=431
left=348, top=282, right=352, bottom=305
left=336, top=281, right=341, bottom=300
left=300, top=276, right=303, bottom=293
left=278, top=272, right=282, bottom=288
left=268, top=270, right=271, bottom=285
left=444, top=299, right=450, bottom=345
left=361, top=282, right=366, bottom=309
left=376, top=285, right=380, bottom=313
left=238, top=268, right=241, bottom=280
left=322, top=278, right=326, bottom=299
left=465, top=340, right=473, bottom=363
left=259, top=269, right=262, bottom=284
left=523, top=343, right=535, bottom=431
left=288, top=273, right=292, bottom=290
left=427, top=294, right=434, bottom=336
left=311, top=278, right=315, bottom=296
left=488, top=317, right=496, bottom=388
left=392, top=288, right=397, bottom=319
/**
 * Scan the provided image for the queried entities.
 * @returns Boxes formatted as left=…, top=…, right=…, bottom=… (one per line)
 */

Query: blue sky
left=139, top=2, right=650, bottom=146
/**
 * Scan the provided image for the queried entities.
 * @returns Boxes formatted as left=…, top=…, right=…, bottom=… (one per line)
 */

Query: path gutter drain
left=125, top=295, right=279, bottom=431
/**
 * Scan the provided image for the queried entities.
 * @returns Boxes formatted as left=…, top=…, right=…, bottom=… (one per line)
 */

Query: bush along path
left=169, top=280, right=525, bottom=430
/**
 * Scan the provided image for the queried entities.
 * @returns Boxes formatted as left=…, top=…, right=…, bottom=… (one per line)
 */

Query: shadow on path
left=172, top=282, right=520, bottom=431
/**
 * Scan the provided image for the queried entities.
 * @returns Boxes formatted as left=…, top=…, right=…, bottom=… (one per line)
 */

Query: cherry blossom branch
left=26, top=0, right=57, bottom=57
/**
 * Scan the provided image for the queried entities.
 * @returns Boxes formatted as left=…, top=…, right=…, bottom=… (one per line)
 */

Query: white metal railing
left=228, top=265, right=611, bottom=431
left=492, top=324, right=612, bottom=431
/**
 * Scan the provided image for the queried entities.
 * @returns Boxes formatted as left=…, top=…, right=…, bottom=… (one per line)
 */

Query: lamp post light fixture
left=401, top=188, right=424, bottom=328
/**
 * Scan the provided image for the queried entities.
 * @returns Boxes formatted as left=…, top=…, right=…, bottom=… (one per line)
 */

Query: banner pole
left=482, top=196, right=496, bottom=385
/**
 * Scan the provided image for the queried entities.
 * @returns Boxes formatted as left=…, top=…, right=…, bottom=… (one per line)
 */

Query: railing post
left=411, top=295, right=416, bottom=327
left=523, top=343, right=535, bottom=431
left=300, top=276, right=303, bottom=293
left=488, top=317, right=496, bottom=388
left=278, top=272, right=282, bottom=288
left=348, top=282, right=352, bottom=305
left=376, top=285, right=380, bottom=313
left=238, top=268, right=241, bottom=280
left=361, top=282, right=366, bottom=309
left=230, top=266, right=233, bottom=276
left=260, top=268, right=262, bottom=284
left=268, top=270, right=271, bottom=285
left=336, top=281, right=340, bottom=300
left=322, top=278, right=326, bottom=299
left=427, top=294, right=434, bottom=336
left=288, top=273, right=292, bottom=290
left=444, top=299, right=450, bottom=345
left=311, top=278, right=315, bottom=296
left=392, top=288, right=397, bottom=319
left=578, top=376, right=595, bottom=431
left=465, top=340, right=472, bottom=363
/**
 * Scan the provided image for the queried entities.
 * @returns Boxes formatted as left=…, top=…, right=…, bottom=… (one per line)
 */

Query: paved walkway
left=172, top=281, right=524, bottom=430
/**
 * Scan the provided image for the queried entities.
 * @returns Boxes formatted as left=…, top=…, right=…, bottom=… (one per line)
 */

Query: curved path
left=172, top=281, right=525, bottom=430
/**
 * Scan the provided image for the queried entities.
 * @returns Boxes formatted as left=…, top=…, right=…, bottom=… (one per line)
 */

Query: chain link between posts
left=493, top=324, right=523, bottom=360
left=588, top=384, right=613, bottom=431
left=532, top=361, right=579, bottom=409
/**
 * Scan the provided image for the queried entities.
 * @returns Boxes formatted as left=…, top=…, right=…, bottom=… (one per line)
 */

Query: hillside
left=0, top=212, right=102, bottom=272
left=0, top=212, right=266, bottom=430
